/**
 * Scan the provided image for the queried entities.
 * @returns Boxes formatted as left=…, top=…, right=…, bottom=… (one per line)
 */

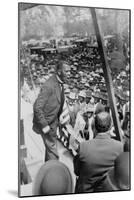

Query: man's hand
left=42, top=125, right=50, bottom=134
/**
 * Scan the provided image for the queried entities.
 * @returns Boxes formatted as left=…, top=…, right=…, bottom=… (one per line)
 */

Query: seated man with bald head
left=74, top=111, right=123, bottom=193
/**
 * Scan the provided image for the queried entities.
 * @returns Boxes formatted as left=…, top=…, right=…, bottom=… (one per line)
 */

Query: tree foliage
left=20, top=5, right=129, bottom=41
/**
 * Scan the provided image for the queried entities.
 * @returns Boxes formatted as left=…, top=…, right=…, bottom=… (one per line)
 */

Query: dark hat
left=100, top=86, right=107, bottom=93
left=33, top=160, right=73, bottom=195
left=100, top=92, right=108, bottom=101
left=105, top=152, right=130, bottom=191
left=41, top=72, right=46, bottom=75
left=89, top=86, right=94, bottom=91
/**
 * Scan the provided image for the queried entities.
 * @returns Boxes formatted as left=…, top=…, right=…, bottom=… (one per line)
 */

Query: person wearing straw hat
left=64, top=88, right=70, bottom=99
left=83, top=105, right=95, bottom=140
left=33, top=160, right=73, bottom=195
left=92, top=92, right=105, bottom=115
left=66, top=92, right=79, bottom=128
left=85, top=90, right=92, bottom=110
left=78, top=90, right=86, bottom=114
left=100, top=92, right=108, bottom=107
left=33, top=60, right=71, bottom=161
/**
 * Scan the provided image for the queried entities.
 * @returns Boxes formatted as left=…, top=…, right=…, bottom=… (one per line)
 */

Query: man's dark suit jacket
left=33, top=74, right=61, bottom=134
left=32, top=74, right=62, bottom=161
left=74, top=134, right=123, bottom=193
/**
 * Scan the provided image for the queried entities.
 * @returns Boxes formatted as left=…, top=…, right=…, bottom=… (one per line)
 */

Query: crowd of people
left=20, top=35, right=130, bottom=194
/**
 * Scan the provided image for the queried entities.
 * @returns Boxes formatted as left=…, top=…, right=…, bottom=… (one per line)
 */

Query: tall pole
left=90, top=8, right=123, bottom=142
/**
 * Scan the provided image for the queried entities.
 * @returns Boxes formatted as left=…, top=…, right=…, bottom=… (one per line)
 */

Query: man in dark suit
left=99, top=152, right=130, bottom=192
left=74, top=111, right=123, bottom=193
left=33, top=60, right=71, bottom=161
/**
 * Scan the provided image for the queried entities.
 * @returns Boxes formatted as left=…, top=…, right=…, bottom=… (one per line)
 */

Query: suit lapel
left=53, top=75, right=61, bottom=103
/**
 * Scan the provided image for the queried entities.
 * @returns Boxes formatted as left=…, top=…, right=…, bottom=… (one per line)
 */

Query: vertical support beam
left=90, top=8, right=122, bottom=142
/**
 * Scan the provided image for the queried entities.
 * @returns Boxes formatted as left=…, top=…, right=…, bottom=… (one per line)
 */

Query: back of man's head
left=95, top=111, right=111, bottom=133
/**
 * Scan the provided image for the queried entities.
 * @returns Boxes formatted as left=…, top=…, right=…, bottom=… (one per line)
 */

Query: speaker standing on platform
left=33, top=60, right=71, bottom=161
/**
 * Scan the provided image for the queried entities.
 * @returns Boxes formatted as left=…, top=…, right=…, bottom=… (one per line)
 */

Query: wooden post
left=90, top=8, right=123, bottom=142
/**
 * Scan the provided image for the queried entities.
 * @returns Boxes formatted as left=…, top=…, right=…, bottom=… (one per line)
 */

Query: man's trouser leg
left=41, top=127, right=59, bottom=162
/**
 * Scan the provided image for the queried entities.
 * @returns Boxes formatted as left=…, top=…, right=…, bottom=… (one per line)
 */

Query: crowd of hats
left=20, top=39, right=130, bottom=195
left=20, top=38, right=130, bottom=104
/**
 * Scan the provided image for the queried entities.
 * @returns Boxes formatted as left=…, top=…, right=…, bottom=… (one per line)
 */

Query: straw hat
left=69, top=92, right=76, bottom=100
left=79, top=90, right=86, bottom=98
